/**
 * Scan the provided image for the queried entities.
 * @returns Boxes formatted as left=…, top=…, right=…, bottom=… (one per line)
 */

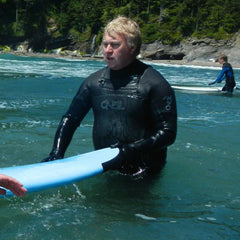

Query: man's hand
left=41, top=153, right=62, bottom=162
left=102, top=143, right=137, bottom=172
left=208, top=82, right=215, bottom=85
left=0, top=174, right=27, bottom=197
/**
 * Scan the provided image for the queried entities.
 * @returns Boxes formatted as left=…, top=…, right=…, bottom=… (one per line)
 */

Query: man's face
left=218, top=58, right=224, bottom=64
left=103, top=33, right=136, bottom=70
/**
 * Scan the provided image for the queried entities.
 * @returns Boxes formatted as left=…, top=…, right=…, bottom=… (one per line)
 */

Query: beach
left=3, top=50, right=240, bottom=69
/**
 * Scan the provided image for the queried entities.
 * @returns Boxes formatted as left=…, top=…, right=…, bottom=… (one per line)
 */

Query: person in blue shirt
left=209, top=54, right=236, bottom=93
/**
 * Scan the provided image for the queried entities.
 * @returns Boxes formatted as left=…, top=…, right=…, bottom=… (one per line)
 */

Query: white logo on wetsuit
left=101, top=99, right=125, bottom=110
left=163, top=96, right=172, bottom=111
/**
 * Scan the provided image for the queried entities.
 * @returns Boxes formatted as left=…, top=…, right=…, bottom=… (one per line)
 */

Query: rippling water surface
left=0, top=54, right=239, bottom=240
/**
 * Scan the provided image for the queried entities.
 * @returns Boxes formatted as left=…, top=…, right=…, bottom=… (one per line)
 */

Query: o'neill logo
left=101, top=99, right=125, bottom=110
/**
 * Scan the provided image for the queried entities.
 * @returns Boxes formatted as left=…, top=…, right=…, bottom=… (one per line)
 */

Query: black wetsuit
left=214, top=62, right=235, bottom=92
left=45, top=59, right=177, bottom=176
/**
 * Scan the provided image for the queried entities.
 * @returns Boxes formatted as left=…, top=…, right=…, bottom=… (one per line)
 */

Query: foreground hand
left=0, top=174, right=27, bottom=197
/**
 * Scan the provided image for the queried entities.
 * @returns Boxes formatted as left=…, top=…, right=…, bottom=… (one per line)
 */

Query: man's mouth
left=106, top=55, right=113, bottom=60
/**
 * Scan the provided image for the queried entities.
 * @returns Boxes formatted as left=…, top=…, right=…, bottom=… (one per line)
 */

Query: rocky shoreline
left=5, top=50, right=240, bottom=69
left=2, top=31, right=240, bottom=69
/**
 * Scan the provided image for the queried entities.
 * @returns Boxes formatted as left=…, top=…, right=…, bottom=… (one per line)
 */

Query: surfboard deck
left=0, top=147, right=119, bottom=197
left=172, top=85, right=240, bottom=96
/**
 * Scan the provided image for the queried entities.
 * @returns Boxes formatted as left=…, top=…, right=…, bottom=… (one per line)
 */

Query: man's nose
left=105, top=44, right=113, bottom=51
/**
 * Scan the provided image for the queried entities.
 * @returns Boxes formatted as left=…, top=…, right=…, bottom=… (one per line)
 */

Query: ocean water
left=0, top=53, right=239, bottom=240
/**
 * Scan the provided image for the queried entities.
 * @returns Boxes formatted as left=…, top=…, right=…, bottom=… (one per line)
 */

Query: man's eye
left=103, top=42, right=121, bottom=49
left=111, top=43, right=121, bottom=49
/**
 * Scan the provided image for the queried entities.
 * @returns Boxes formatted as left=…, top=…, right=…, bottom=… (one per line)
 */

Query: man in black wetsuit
left=209, top=54, right=236, bottom=93
left=42, top=16, right=177, bottom=177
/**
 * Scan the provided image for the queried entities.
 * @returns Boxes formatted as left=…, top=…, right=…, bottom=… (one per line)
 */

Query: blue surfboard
left=0, top=147, right=119, bottom=197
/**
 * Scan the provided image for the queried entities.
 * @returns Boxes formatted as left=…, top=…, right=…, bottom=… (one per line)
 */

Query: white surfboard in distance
left=0, top=147, right=119, bottom=198
left=172, top=85, right=240, bottom=96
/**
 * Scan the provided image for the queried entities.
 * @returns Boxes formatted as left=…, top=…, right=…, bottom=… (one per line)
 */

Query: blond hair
left=104, top=16, right=142, bottom=55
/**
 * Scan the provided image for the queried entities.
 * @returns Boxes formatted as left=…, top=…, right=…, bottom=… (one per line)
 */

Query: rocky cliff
left=141, top=32, right=240, bottom=65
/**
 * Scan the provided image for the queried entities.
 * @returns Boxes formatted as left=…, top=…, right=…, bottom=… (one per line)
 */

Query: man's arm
left=42, top=79, right=92, bottom=162
left=103, top=70, right=177, bottom=171
left=209, top=67, right=229, bottom=85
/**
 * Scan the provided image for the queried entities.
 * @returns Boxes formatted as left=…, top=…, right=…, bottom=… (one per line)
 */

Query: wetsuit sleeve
left=128, top=69, right=177, bottom=152
left=213, top=68, right=229, bottom=84
left=42, top=79, right=92, bottom=162
left=103, top=69, right=177, bottom=171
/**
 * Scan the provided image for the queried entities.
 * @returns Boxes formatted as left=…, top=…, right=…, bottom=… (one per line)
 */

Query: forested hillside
left=1, top=0, right=240, bottom=52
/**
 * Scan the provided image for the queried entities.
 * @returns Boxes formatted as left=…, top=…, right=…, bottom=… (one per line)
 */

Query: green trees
left=1, top=0, right=240, bottom=50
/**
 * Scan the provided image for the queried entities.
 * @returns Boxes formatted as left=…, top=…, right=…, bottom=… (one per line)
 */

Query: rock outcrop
left=141, top=32, right=240, bottom=64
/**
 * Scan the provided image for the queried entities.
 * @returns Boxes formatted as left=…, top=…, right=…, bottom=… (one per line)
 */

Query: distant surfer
left=42, top=16, right=177, bottom=177
left=0, top=174, right=27, bottom=196
left=209, top=54, right=236, bottom=93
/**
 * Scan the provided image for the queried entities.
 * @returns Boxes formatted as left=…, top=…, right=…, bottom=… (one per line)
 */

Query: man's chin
left=106, top=61, right=118, bottom=70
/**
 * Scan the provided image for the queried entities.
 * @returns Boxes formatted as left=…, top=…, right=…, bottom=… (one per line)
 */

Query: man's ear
left=129, top=46, right=137, bottom=55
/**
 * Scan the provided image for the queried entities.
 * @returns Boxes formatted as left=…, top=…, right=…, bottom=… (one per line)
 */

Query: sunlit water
left=0, top=53, right=239, bottom=240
